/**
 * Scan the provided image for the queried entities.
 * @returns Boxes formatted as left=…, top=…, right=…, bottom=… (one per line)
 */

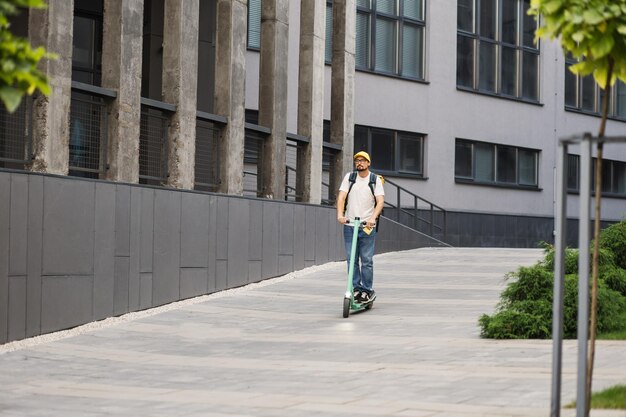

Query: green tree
left=0, top=0, right=52, bottom=112
left=528, top=1, right=626, bottom=415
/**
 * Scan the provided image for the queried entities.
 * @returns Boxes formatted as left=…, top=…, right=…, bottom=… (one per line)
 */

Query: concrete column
left=297, top=0, right=326, bottom=204
left=214, top=0, right=247, bottom=195
left=162, top=0, right=200, bottom=189
left=28, top=0, right=74, bottom=175
left=330, top=0, right=356, bottom=199
left=101, top=0, right=144, bottom=183
left=258, top=0, right=289, bottom=200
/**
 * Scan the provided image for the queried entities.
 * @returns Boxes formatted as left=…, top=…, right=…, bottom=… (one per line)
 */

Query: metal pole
left=551, top=141, right=568, bottom=417
left=576, top=135, right=592, bottom=417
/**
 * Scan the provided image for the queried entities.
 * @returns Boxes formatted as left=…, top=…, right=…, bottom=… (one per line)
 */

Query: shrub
left=479, top=308, right=551, bottom=339
left=480, top=271, right=626, bottom=339
left=601, top=266, right=626, bottom=297
left=478, top=219, right=626, bottom=340
left=599, top=220, right=626, bottom=270
left=501, top=265, right=553, bottom=303
left=542, top=244, right=579, bottom=274
left=596, top=284, right=626, bottom=333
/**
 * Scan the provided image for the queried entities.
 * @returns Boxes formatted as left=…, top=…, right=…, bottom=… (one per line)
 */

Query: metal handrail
left=382, top=177, right=447, bottom=240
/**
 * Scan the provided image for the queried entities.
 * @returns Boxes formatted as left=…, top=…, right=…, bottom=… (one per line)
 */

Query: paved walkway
left=1, top=248, right=624, bottom=417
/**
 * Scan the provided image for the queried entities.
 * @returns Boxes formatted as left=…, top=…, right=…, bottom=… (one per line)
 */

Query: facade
left=0, top=0, right=625, bottom=247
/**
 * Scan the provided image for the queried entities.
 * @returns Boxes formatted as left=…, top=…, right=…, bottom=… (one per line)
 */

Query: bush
left=599, top=220, right=626, bottom=270
left=479, top=220, right=626, bottom=339
left=501, top=266, right=553, bottom=303
left=479, top=308, right=551, bottom=339
left=542, top=244, right=579, bottom=274
left=601, top=266, right=626, bottom=297
left=596, top=285, right=626, bottom=333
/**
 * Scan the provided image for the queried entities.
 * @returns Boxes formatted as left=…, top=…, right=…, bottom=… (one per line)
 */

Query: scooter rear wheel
left=342, top=297, right=350, bottom=318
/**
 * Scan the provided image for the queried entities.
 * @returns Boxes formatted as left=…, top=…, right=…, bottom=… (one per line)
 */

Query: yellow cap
left=353, top=151, right=371, bottom=163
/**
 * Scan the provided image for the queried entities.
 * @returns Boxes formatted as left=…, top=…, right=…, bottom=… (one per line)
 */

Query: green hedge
left=479, top=220, right=626, bottom=339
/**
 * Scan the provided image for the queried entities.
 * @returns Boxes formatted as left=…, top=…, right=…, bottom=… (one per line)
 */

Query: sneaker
left=352, top=290, right=361, bottom=301
left=359, top=291, right=371, bottom=303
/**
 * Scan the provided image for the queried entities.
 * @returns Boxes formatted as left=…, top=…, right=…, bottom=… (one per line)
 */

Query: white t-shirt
left=339, top=172, right=385, bottom=221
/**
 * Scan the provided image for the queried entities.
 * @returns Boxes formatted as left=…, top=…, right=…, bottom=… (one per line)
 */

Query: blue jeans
left=343, top=225, right=377, bottom=293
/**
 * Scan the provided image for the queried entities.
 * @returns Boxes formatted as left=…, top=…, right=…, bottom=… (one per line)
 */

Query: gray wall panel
left=329, top=221, right=342, bottom=262
left=42, top=178, right=94, bottom=275
left=278, top=204, right=293, bottom=256
left=207, top=196, right=217, bottom=292
left=262, top=201, right=279, bottom=279
left=293, top=205, right=305, bottom=270
left=152, top=190, right=181, bottom=305
left=26, top=175, right=43, bottom=337
left=249, top=261, right=262, bottom=283
left=180, top=268, right=208, bottom=298
left=215, top=259, right=227, bottom=291
left=41, top=275, right=93, bottom=334
left=248, top=200, right=263, bottom=261
left=114, top=256, right=130, bottom=315
left=181, top=193, right=209, bottom=267
left=0, top=174, right=9, bottom=343
left=7, top=276, right=26, bottom=342
left=315, top=208, right=330, bottom=264
left=278, top=255, right=293, bottom=276
left=227, top=198, right=249, bottom=287
left=304, top=206, right=316, bottom=261
left=115, top=186, right=131, bottom=257
left=139, top=188, right=154, bottom=273
left=128, top=187, right=142, bottom=311
left=9, top=175, right=28, bottom=276
left=93, top=183, right=116, bottom=321
left=140, top=272, right=153, bottom=309
left=215, top=196, right=228, bottom=260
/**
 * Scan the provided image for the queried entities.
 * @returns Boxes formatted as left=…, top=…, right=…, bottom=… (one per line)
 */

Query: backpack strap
left=367, top=172, right=377, bottom=197
left=343, top=171, right=358, bottom=214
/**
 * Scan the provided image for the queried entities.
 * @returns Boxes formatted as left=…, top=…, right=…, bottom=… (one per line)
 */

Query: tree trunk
left=586, top=57, right=613, bottom=417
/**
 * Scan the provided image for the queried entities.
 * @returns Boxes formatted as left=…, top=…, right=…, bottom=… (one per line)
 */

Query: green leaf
left=590, top=35, right=615, bottom=59
left=570, top=60, right=595, bottom=76
left=543, top=0, right=564, bottom=15
left=593, top=67, right=609, bottom=91
left=583, top=9, right=605, bottom=25
left=0, top=85, right=23, bottom=113
left=572, top=31, right=585, bottom=42
left=618, top=25, right=626, bottom=35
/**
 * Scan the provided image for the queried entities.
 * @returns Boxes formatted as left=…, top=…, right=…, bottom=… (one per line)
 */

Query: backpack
left=345, top=171, right=384, bottom=230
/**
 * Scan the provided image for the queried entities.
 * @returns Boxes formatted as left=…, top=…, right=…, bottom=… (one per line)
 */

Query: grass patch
left=598, top=329, right=626, bottom=340
left=566, top=384, right=626, bottom=409
left=598, top=312, right=626, bottom=340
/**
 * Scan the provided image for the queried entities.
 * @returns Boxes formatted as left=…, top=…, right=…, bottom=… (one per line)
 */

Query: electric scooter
left=342, top=217, right=376, bottom=318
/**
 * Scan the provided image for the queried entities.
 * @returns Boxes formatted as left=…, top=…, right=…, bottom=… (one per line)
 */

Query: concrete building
left=2, top=0, right=623, bottom=246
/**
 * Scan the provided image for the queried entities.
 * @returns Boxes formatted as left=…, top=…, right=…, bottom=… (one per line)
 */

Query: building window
left=354, top=125, right=424, bottom=176
left=456, top=0, right=539, bottom=102
left=72, top=0, right=103, bottom=85
left=248, top=0, right=261, bottom=49
left=567, top=154, right=626, bottom=196
left=455, top=139, right=539, bottom=187
left=564, top=54, right=626, bottom=120
left=325, top=1, right=333, bottom=63
left=353, top=0, right=425, bottom=80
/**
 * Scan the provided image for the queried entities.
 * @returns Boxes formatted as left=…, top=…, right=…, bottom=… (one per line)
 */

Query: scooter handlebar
left=345, top=217, right=368, bottom=227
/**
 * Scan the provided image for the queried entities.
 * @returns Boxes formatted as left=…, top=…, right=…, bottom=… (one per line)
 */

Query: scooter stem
left=346, top=217, right=361, bottom=298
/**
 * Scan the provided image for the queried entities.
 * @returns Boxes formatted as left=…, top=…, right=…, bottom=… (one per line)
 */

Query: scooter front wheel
left=342, top=297, right=350, bottom=318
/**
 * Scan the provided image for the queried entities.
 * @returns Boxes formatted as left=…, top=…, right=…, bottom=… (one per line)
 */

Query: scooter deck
left=351, top=294, right=376, bottom=311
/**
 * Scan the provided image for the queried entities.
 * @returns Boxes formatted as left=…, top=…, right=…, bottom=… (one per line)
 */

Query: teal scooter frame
left=342, top=217, right=376, bottom=318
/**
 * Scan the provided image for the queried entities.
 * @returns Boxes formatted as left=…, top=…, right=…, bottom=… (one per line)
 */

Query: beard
left=356, top=166, right=367, bottom=171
